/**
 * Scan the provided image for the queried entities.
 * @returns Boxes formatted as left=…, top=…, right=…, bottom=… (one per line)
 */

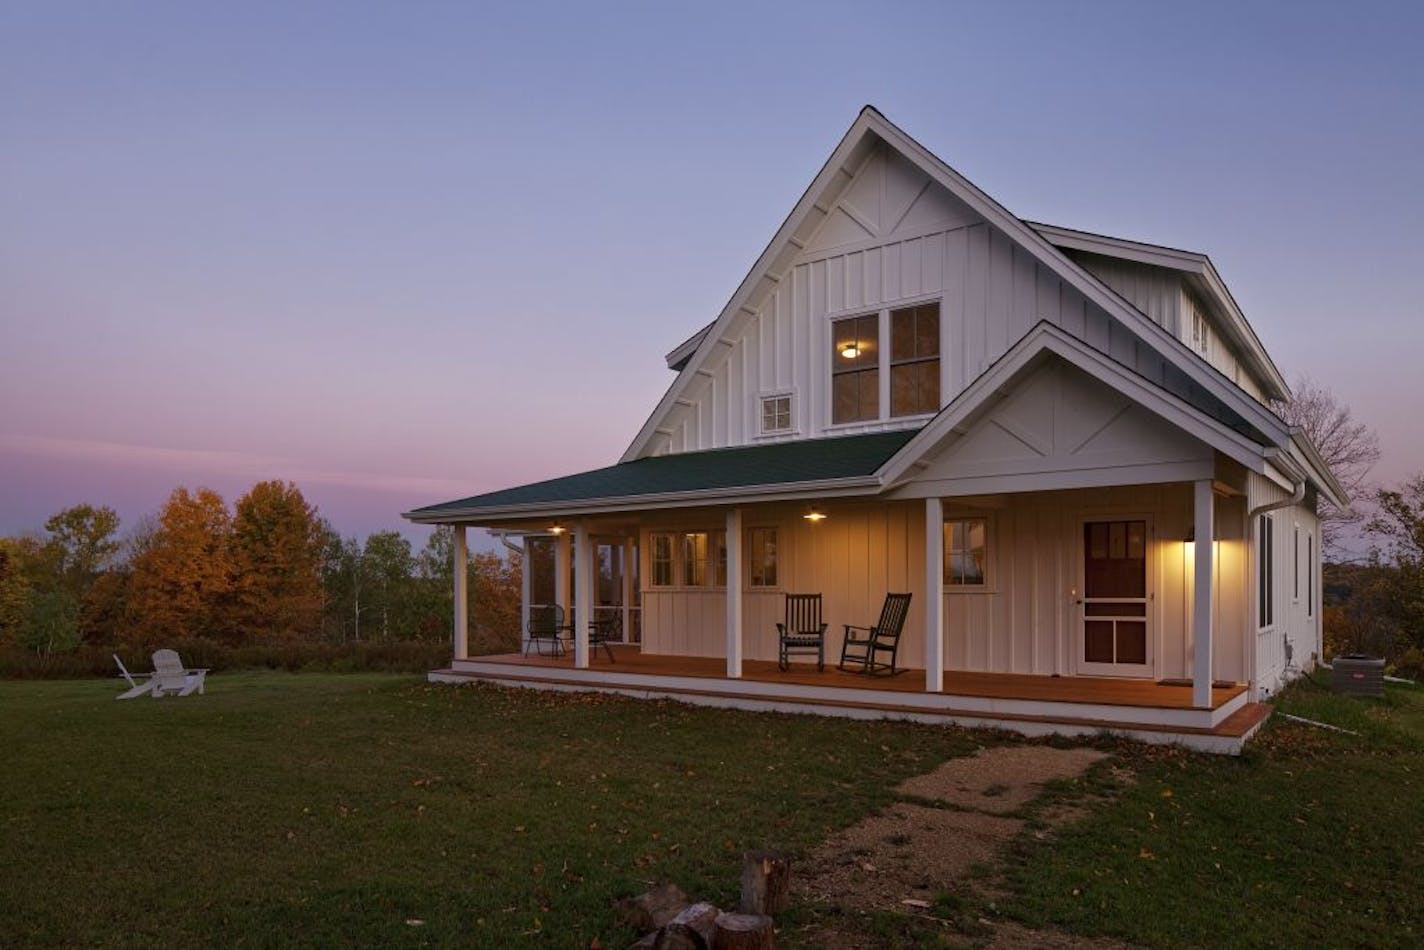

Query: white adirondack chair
left=114, top=650, right=209, bottom=700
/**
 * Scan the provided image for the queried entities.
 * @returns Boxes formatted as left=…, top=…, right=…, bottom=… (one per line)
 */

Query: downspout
left=488, top=529, right=524, bottom=557
left=1247, top=455, right=1307, bottom=697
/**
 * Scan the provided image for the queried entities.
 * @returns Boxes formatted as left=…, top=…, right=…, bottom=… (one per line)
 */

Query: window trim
left=756, top=390, right=797, bottom=437
left=1292, top=524, right=1300, bottom=603
left=1306, top=531, right=1315, bottom=619
left=1258, top=514, right=1275, bottom=630
left=824, top=295, right=943, bottom=429
left=943, top=515, right=990, bottom=590
left=747, top=525, right=779, bottom=589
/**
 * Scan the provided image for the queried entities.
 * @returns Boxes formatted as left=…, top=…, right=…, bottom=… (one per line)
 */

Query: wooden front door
left=1079, top=519, right=1150, bottom=675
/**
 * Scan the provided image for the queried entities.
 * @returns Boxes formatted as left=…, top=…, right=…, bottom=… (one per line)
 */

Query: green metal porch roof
left=407, top=429, right=917, bottom=520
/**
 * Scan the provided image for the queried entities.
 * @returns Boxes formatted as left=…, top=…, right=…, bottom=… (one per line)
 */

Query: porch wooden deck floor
left=474, top=645, right=1246, bottom=711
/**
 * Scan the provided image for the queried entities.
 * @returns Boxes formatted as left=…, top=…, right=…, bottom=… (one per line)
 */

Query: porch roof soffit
left=622, top=105, right=1289, bottom=463
left=877, top=322, right=1276, bottom=489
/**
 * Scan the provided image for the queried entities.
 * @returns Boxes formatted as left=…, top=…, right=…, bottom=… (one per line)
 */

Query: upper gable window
left=760, top=394, right=792, bottom=434
left=832, top=314, right=879, bottom=423
left=1190, top=310, right=1211, bottom=359
left=890, top=303, right=940, bottom=416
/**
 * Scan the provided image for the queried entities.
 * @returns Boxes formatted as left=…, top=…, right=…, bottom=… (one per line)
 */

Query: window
left=749, top=527, right=778, bottom=587
left=760, top=394, right=792, bottom=434
left=1307, top=533, right=1315, bottom=618
left=681, top=531, right=710, bottom=586
left=1258, top=514, right=1274, bottom=628
left=1190, top=309, right=1211, bottom=359
left=651, top=533, right=674, bottom=587
left=1293, top=526, right=1300, bottom=601
left=943, top=518, right=987, bottom=586
left=831, top=313, right=879, bottom=423
left=890, top=303, right=940, bottom=417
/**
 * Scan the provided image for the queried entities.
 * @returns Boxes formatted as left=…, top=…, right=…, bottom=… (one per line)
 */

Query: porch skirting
left=431, top=648, right=1268, bottom=756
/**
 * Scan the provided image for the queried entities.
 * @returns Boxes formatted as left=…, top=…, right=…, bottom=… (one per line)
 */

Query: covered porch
left=432, top=645, right=1264, bottom=754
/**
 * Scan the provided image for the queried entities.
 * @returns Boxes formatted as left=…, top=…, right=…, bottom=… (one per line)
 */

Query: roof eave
left=401, top=473, right=883, bottom=525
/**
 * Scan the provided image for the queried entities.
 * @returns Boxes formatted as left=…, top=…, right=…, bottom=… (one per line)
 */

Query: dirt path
left=793, top=743, right=1132, bottom=948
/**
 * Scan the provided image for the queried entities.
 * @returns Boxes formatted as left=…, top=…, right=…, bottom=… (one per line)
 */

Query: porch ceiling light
left=548, top=523, right=566, bottom=535
left=803, top=506, right=828, bottom=522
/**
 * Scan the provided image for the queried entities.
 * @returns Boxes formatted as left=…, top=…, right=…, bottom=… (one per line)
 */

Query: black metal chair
left=524, top=604, right=570, bottom=657
left=839, top=593, right=913, bottom=675
left=777, top=593, right=828, bottom=671
left=588, top=610, right=620, bottom=663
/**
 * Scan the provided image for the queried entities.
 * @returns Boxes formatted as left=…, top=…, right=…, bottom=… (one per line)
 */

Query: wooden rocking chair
left=839, top=593, right=913, bottom=676
left=776, top=593, right=828, bottom=672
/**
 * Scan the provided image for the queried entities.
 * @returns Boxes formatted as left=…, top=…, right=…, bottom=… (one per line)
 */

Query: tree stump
left=713, top=912, right=774, bottom=950
left=616, top=883, right=690, bottom=933
left=654, top=901, right=720, bottom=950
left=738, top=850, right=790, bottom=915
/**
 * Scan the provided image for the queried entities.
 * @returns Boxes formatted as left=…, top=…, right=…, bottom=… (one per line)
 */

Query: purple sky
left=3, top=1, right=1421, bottom=551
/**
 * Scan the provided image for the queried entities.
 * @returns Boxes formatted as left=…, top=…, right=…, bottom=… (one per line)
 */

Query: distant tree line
left=0, top=481, right=519, bottom=663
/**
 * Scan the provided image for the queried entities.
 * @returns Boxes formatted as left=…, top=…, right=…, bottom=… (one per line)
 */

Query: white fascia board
left=876, top=323, right=1270, bottom=488
left=623, top=107, right=1286, bottom=462
left=401, top=474, right=882, bottom=526
left=664, top=323, right=713, bottom=370
left=1029, top=221, right=1290, bottom=402
left=620, top=109, right=883, bottom=463
left=1286, top=430, right=1349, bottom=509
left=854, top=111, right=1290, bottom=445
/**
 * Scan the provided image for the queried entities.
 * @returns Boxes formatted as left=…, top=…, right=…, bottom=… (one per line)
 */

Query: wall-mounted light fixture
left=548, top=523, right=566, bottom=535
left=803, top=506, right=828, bottom=523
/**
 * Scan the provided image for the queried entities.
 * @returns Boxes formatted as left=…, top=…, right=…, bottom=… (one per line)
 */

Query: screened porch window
left=890, top=302, right=940, bottom=417
left=749, top=527, right=778, bottom=588
left=832, top=313, right=878, bottom=423
left=651, top=533, right=674, bottom=587
left=944, top=518, right=987, bottom=586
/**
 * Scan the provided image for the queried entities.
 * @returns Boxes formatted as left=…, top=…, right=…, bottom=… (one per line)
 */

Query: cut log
left=654, top=901, right=720, bottom=950
left=616, top=883, right=690, bottom=933
left=738, top=850, right=790, bottom=916
left=713, top=912, right=774, bottom=950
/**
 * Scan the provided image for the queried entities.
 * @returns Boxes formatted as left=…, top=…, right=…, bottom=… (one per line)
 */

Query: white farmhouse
left=406, top=107, right=1343, bottom=754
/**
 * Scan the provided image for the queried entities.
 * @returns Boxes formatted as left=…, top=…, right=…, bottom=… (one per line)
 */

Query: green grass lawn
left=1001, top=671, right=1424, bottom=949
left=4, top=671, right=1421, bottom=948
left=0, top=673, right=977, bottom=947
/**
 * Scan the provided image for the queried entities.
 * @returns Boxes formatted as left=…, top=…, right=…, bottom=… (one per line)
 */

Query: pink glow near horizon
left=3, top=3, right=1421, bottom=550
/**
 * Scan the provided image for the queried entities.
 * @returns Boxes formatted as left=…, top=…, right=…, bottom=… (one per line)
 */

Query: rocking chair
left=839, top=593, right=913, bottom=675
left=776, top=593, right=828, bottom=672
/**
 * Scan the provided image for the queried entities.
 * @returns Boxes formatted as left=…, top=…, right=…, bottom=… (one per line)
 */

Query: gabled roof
left=1028, top=222, right=1290, bottom=401
left=624, top=106, right=1289, bottom=463
left=404, top=430, right=915, bottom=523
left=407, top=322, right=1309, bottom=527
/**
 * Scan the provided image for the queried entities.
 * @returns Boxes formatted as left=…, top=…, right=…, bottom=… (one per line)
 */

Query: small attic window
left=761, top=394, right=792, bottom=434
left=1190, top=310, right=1211, bottom=359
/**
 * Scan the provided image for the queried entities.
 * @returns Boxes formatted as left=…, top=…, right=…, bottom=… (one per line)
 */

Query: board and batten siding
left=636, top=486, right=1247, bottom=683
left=650, top=143, right=1155, bottom=456
left=1247, top=471, right=1321, bottom=696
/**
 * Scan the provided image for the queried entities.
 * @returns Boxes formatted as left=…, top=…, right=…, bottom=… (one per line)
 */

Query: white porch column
left=554, top=531, right=571, bottom=620
left=621, top=537, right=635, bottom=644
left=924, top=497, right=944, bottom=693
left=573, top=521, right=591, bottom=669
left=519, top=536, right=531, bottom=653
left=1192, top=478, right=1215, bottom=709
left=452, top=525, right=468, bottom=662
left=726, top=507, right=743, bottom=678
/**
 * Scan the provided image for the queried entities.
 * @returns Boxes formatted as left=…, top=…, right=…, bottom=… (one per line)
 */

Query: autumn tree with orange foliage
left=127, top=487, right=234, bottom=641
left=229, top=480, right=327, bottom=639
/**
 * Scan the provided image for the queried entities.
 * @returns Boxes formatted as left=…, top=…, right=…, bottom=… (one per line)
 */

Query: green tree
left=361, top=531, right=415, bottom=640
left=21, top=588, right=80, bottom=658
left=42, top=504, right=121, bottom=596
left=229, top=481, right=325, bottom=639
left=0, top=538, right=34, bottom=647
left=1366, top=473, right=1424, bottom=653
left=128, top=487, right=233, bottom=641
